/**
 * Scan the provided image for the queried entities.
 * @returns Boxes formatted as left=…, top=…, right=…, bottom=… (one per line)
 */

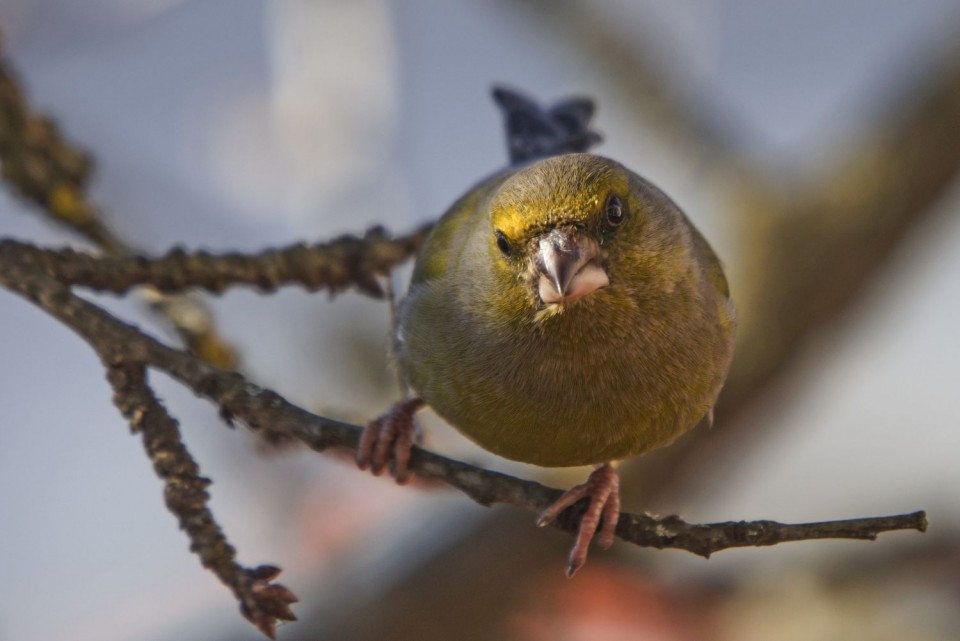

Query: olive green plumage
left=396, top=153, right=735, bottom=467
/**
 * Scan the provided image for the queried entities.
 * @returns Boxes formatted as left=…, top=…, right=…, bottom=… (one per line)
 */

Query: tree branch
left=0, top=225, right=432, bottom=299
left=0, top=243, right=926, bottom=570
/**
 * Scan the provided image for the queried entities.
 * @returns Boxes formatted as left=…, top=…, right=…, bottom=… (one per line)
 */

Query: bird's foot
left=537, top=462, right=621, bottom=577
left=356, top=397, right=425, bottom=484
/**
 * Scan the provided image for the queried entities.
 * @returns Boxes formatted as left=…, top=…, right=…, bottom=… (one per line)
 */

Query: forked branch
left=0, top=245, right=927, bottom=603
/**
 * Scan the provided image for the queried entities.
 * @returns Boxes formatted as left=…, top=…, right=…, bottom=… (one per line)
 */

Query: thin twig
left=105, top=361, right=297, bottom=638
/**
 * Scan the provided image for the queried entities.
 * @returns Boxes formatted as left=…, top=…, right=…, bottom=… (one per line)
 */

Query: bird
left=357, top=91, right=736, bottom=577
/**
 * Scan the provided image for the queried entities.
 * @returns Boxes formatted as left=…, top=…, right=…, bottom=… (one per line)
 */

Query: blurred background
left=0, top=1, right=958, bottom=640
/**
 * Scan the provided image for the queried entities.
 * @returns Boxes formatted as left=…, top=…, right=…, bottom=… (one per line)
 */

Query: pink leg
left=356, top=398, right=425, bottom=484
left=537, top=462, right=621, bottom=577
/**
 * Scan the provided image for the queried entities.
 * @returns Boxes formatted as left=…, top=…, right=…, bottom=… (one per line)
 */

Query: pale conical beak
left=535, top=229, right=609, bottom=304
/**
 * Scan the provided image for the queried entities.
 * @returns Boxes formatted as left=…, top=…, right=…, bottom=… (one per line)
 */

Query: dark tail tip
left=492, top=85, right=602, bottom=165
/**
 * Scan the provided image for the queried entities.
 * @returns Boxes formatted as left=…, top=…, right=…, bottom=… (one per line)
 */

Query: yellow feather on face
left=397, top=153, right=735, bottom=467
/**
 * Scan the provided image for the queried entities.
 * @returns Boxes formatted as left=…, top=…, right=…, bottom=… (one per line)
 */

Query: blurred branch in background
left=0, top=42, right=238, bottom=368
left=661, top=29, right=960, bottom=501
left=307, top=11, right=960, bottom=641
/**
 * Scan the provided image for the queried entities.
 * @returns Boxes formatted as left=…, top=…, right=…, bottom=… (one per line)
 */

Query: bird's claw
left=357, top=398, right=425, bottom=484
left=537, top=462, right=621, bottom=577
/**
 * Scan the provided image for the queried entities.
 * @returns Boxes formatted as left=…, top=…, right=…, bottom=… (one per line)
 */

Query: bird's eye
left=605, top=194, right=624, bottom=228
left=495, top=230, right=511, bottom=256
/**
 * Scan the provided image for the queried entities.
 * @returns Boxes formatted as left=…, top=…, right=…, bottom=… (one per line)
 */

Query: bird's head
left=488, top=154, right=642, bottom=312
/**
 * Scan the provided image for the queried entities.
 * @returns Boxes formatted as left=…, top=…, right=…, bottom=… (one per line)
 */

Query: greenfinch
left=358, top=97, right=735, bottom=576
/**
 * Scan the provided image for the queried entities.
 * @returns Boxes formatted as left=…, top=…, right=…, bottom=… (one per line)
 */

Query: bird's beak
left=535, top=229, right=609, bottom=304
